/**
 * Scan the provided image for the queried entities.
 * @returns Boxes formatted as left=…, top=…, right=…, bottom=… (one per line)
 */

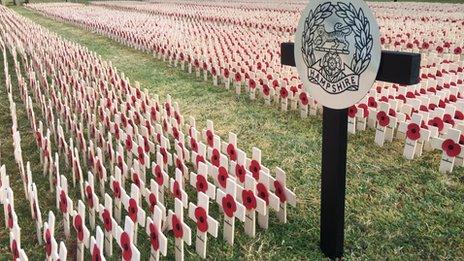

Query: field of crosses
left=0, top=0, right=463, bottom=260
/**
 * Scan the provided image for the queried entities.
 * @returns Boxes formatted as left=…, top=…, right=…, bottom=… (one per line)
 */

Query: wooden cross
left=397, top=113, right=432, bottom=159
left=152, top=152, right=169, bottom=205
left=170, top=168, right=188, bottom=208
left=56, top=175, right=73, bottom=238
left=43, top=211, right=57, bottom=260
left=27, top=182, right=43, bottom=244
left=145, top=205, right=168, bottom=261
left=188, top=192, right=219, bottom=258
left=237, top=174, right=266, bottom=237
left=281, top=43, right=420, bottom=258
left=431, top=128, right=463, bottom=173
left=114, top=216, right=141, bottom=261
left=216, top=178, right=245, bottom=245
left=167, top=198, right=191, bottom=261
left=110, top=166, right=123, bottom=223
left=143, top=179, right=166, bottom=223
left=256, top=170, right=280, bottom=229
left=84, top=172, right=99, bottom=229
left=90, top=226, right=106, bottom=261
left=271, top=167, right=297, bottom=223
left=10, top=222, right=27, bottom=261
left=98, top=193, right=114, bottom=257
left=121, top=183, right=146, bottom=244
left=71, top=200, right=90, bottom=261
left=190, top=161, right=216, bottom=199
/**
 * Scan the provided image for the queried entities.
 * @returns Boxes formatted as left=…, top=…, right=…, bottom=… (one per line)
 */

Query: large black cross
left=280, top=42, right=421, bottom=259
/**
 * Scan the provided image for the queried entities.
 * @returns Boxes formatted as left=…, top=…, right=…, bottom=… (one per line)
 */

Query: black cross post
left=281, top=42, right=421, bottom=259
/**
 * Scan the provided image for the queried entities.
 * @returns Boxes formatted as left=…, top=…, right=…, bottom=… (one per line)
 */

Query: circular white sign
left=294, top=0, right=381, bottom=109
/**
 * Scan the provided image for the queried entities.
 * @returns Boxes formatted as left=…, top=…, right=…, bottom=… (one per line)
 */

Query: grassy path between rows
left=0, top=6, right=462, bottom=259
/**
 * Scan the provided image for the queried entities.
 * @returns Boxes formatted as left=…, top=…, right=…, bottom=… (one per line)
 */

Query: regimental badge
left=295, top=0, right=381, bottom=109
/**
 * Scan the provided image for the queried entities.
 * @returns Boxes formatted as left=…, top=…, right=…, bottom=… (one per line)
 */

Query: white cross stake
left=98, top=194, right=114, bottom=257
left=216, top=178, right=245, bottom=245
left=188, top=192, right=218, bottom=258
left=152, top=152, right=169, bottom=205
left=43, top=211, right=57, bottom=261
left=71, top=200, right=90, bottom=261
left=257, top=170, right=280, bottom=229
left=114, top=216, right=141, bottom=261
left=167, top=198, right=192, bottom=261
left=84, top=172, right=99, bottom=230
left=90, top=226, right=106, bottom=261
left=121, top=183, right=146, bottom=245
left=431, top=128, right=463, bottom=173
left=170, top=169, right=188, bottom=208
left=190, top=162, right=216, bottom=199
left=238, top=175, right=266, bottom=237
left=28, top=182, right=43, bottom=244
left=398, top=114, right=431, bottom=160
left=56, top=175, right=73, bottom=239
left=143, top=179, right=166, bottom=225
left=271, top=167, right=297, bottom=223
left=110, top=167, right=123, bottom=223
left=145, top=206, right=167, bottom=261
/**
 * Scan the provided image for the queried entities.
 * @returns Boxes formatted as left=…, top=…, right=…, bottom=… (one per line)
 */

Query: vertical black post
left=320, top=107, right=348, bottom=259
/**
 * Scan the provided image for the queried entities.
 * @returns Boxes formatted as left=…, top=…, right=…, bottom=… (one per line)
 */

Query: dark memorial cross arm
left=281, top=42, right=420, bottom=259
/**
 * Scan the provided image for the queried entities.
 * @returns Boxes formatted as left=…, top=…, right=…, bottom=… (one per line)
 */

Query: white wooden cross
left=188, top=192, right=218, bottom=258
left=121, top=183, right=146, bottom=244
left=431, top=128, right=463, bottom=173
left=270, top=167, right=297, bottom=223
left=151, top=153, right=169, bottom=205
left=374, top=102, right=398, bottom=146
left=57, top=241, right=67, bottom=261
left=98, top=194, right=114, bottom=257
left=143, top=179, right=166, bottom=224
left=230, top=148, right=249, bottom=185
left=27, top=182, right=42, bottom=243
left=190, top=161, right=216, bottom=199
left=145, top=206, right=168, bottom=261
left=84, top=172, right=99, bottom=229
left=110, top=167, right=123, bottom=223
left=170, top=169, right=188, bottom=208
left=10, top=222, right=28, bottom=261
left=71, top=200, right=90, bottom=261
left=157, top=135, right=173, bottom=168
left=216, top=178, right=245, bottom=245
left=43, top=211, right=57, bottom=261
left=398, top=114, right=431, bottom=160
left=114, top=216, right=140, bottom=261
left=90, top=226, right=106, bottom=261
left=56, top=175, right=73, bottom=238
left=237, top=175, right=266, bottom=237
left=167, top=198, right=191, bottom=261
left=256, top=170, right=280, bottom=229
left=221, top=132, right=238, bottom=162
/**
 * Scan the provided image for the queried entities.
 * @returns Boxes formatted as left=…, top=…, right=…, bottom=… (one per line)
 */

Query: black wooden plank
left=281, top=42, right=421, bottom=85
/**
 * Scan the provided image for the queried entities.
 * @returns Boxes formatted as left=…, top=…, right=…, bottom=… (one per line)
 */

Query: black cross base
left=280, top=42, right=421, bottom=259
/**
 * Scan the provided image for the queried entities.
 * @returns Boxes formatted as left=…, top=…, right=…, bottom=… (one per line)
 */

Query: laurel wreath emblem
left=301, top=2, right=373, bottom=75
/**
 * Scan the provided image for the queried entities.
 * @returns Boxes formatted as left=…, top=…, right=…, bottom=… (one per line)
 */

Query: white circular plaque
left=294, top=0, right=381, bottom=109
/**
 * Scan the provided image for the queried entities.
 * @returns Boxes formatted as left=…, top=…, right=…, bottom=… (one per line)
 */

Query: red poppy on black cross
left=121, top=183, right=146, bottom=245
left=221, top=132, right=238, bottom=162
left=216, top=178, right=245, bottom=246
left=256, top=170, right=280, bottom=229
left=431, top=128, right=463, bottom=173
left=152, top=152, right=169, bottom=205
left=90, top=226, right=106, bottom=261
left=167, top=198, right=192, bottom=261
left=190, top=161, right=216, bottom=199
left=43, top=211, right=58, bottom=260
left=170, top=169, right=189, bottom=208
left=97, top=194, right=115, bottom=257
left=71, top=200, right=90, bottom=261
left=270, top=167, right=297, bottom=224
left=85, top=172, right=99, bottom=229
left=114, top=216, right=140, bottom=261
left=188, top=192, right=219, bottom=258
left=237, top=174, right=266, bottom=237
left=145, top=206, right=167, bottom=261
left=110, top=167, right=123, bottom=223
left=398, top=113, right=431, bottom=160
left=56, top=175, right=73, bottom=239
left=191, top=141, right=207, bottom=170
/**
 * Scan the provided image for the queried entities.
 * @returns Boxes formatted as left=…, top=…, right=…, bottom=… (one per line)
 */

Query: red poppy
left=11, top=240, right=19, bottom=260
left=171, top=215, right=184, bottom=238
left=190, top=138, right=198, bottom=152
left=234, top=72, right=241, bottom=82
left=218, top=167, right=228, bottom=188
left=406, top=123, right=421, bottom=141
left=441, top=139, right=461, bottom=157
left=348, top=105, right=357, bottom=118
left=120, top=232, right=132, bottom=261
left=74, top=215, right=84, bottom=241
left=173, top=181, right=182, bottom=200
left=194, top=207, right=209, bottom=232
left=454, top=47, right=463, bottom=55
left=280, top=87, right=288, bottom=98
left=196, top=175, right=208, bottom=193
left=86, top=186, right=94, bottom=208
left=376, top=111, right=390, bottom=127
left=358, top=104, right=369, bottom=118
left=45, top=229, right=52, bottom=256
left=436, top=46, right=444, bottom=53
left=125, top=136, right=133, bottom=151
left=226, top=144, right=237, bottom=161
left=248, top=79, right=256, bottom=89
left=299, top=92, right=309, bottom=105
left=235, top=164, right=246, bottom=183
left=460, top=135, right=464, bottom=145
left=59, top=190, right=68, bottom=213
left=249, top=160, right=261, bottom=180
left=456, top=111, right=464, bottom=120
left=274, top=180, right=287, bottom=203
left=443, top=114, right=455, bottom=126
left=256, top=183, right=269, bottom=205
left=92, top=245, right=101, bottom=261
left=132, top=172, right=141, bottom=188
left=102, top=209, right=112, bottom=232
left=148, top=193, right=157, bottom=213
left=223, top=69, right=230, bottom=78
left=242, top=190, right=257, bottom=210
left=368, top=97, right=377, bottom=108
left=428, top=117, right=444, bottom=131
left=137, top=147, right=145, bottom=165
left=148, top=222, right=160, bottom=251
left=160, top=147, right=168, bottom=165
left=262, top=84, right=270, bottom=96
left=222, top=194, right=237, bottom=217
left=196, top=155, right=205, bottom=168
left=421, top=42, right=429, bottom=49
left=206, top=130, right=214, bottom=147
left=128, top=199, right=138, bottom=222
left=211, top=149, right=220, bottom=167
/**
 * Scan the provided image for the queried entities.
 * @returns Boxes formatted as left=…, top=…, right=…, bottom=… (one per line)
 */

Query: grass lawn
left=0, top=5, right=463, bottom=260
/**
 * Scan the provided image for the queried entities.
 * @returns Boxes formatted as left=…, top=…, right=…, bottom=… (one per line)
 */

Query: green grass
left=0, top=5, right=463, bottom=260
